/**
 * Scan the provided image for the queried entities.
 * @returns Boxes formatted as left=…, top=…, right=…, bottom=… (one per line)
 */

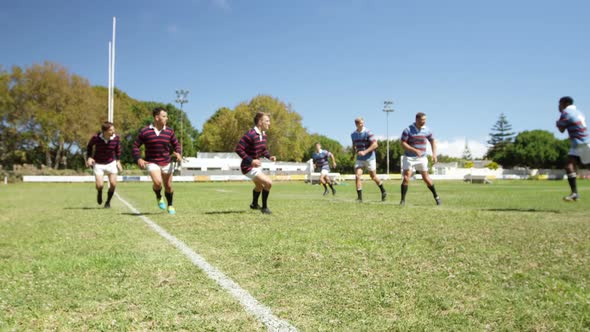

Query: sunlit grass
left=1, top=180, right=589, bottom=330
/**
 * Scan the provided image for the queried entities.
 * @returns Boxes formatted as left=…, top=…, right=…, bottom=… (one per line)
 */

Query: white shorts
left=93, top=160, right=118, bottom=176
left=570, top=143, right=590, bottom=165
left=355, top=159, right=377, bottom=172
left=245, top=167, right=264, bottom=180
left=320, top=169, right=330, bottom=176
left=402, top=155, right=429, bottom=172
left=146, top=162, right=174, bottom=174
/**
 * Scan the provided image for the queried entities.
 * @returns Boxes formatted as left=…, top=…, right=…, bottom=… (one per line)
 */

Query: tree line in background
left=485, top=113, right=570, bottom=169
left=0, top=62, right=199, bottom=171
left=0, top=61, right=573, bottom=175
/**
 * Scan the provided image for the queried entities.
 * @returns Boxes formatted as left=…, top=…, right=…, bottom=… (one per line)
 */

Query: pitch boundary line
left=115, top=192, right=297, bottom=332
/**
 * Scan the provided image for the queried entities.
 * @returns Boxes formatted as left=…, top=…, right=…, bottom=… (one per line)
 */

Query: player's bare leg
left=355, top=167, right=364, bottom=202
left=104, top=173, right=117, bottom=208
left=369, top=169, right=387, bottom=201
left=400, top=169, right=412, bottom=206
left=421, top=171, right=441, bottom=205
left=253, top=173, right=273, bottom=214
left=94, top=174, right=104, bottom=205
left=563, top=156, right=579, bottom=201
left=149, top=169, right=166, bottom=210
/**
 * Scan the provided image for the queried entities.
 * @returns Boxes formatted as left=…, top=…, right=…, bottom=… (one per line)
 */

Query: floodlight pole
left=383, top=100, right=394, bottom=176
left=175, top=89, right=189, bottom=155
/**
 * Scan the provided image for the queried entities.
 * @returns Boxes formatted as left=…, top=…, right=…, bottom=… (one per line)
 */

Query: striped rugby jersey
left=312, top=149, right=332, bottom=171
left=351, top=128, right=376, bottom=161
left=401, top=123, right=434, bottom=157
left=556, top=105, right=588, bottom=148
left=235, top=127, right=271, bottom=174
left=132, top=124, right=180, bottom=166
left=86, top=133, right=121, bottom=164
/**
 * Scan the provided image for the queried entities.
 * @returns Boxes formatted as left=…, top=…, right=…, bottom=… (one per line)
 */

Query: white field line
left=115, top=192, right=297, bottom=332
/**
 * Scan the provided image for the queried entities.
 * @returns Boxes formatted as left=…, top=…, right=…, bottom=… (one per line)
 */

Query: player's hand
left=332, top=163, right=337, bottom=169
left=358, top=151, right=366, bottom=157
left=432, top=156, right=438, bottom=164
left=137, top=158, right=147, bottom=169
left=270, top=156, right=276, bottom=162
left=86, top=158, right=95, bottom=167
left=252, top=159, right=262, bottom=168
left=173, top=152, right=182, bottom=161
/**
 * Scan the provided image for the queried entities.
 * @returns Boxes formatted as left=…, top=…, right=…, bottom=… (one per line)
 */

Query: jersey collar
left=99, top=132, right=116, bottom=143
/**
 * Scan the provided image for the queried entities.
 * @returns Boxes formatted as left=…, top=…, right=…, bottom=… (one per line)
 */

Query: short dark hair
left=101, top=121, right=113, bottom=132
left=416, top=112, right=426, bottom=118
left=153, top=107, right=167, bottom=117
left=254, top=112, right=268, bottom=125
left=559, top=96, right=574, bottom=106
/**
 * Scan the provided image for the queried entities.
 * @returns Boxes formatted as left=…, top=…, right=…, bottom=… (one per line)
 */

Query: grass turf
left=1, top=180, right=589, bottom=330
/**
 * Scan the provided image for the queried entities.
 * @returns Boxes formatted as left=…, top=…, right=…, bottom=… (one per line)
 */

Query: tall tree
left=462, top=139, right=472, bottom=160
left=1, top=61, right=204, bottom=170
left=200, top=95, right=311, bottom=162
left=487, top=113, right=515, bottom=147
left=0, top=66, right=20, bottom=168
left=9, top=62, right=102, bottom=168
left=200, top=107, right=240, bottom=152
left=486, top=113, right=515, bottom=161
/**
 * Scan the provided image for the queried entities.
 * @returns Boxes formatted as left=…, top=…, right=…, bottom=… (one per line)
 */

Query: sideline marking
left=116, top=193, right=297, bottom=332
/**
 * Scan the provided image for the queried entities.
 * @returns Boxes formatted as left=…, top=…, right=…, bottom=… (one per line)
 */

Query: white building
left=181, top=152, right=308, bottom=176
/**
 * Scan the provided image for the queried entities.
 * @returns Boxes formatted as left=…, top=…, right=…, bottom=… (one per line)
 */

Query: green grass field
left=1, top=180, right=589, bottom=331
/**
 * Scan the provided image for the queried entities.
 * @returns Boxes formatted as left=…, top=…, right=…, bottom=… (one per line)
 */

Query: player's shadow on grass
left=482, top=208, right=561, bottom=214
left=204, top=210, right=247, bottom=215
left=64, top=207, right=105, bottom=210
left=120, top=212, right=162, bottom=216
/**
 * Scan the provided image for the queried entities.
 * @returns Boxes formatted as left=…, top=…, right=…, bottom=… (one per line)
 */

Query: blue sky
left=2, top=0, right=589, bottom=158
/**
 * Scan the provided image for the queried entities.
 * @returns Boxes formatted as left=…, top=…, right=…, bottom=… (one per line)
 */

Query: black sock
left=165, top=192, right=173, bottom=206
left=97, top=188, right=103, bottom=204
left=378, top=182, right=385, bottom=193
left=401, top=184, right=408, bottom=201
left=427, top=185, right=438, bottom=197
left=357, top=189, right=363, bottom=200
left=567, top=173, right=577, bottom=193
left=328, top=183, right=334, bottom=190
left=322, top=183, right=328, bottom=190
left=154, top=188, right=162, bottom=200
left=106, top=188, right=115, bottom=204
left=252, top=190, right=261, bottom=206
left=262, top=189, right=270, bottom=208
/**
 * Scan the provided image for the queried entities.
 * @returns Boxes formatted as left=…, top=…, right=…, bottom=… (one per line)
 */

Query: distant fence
left=22, top=175, right=307, bottom=183
left=21, top=168, right=582, bottom=183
